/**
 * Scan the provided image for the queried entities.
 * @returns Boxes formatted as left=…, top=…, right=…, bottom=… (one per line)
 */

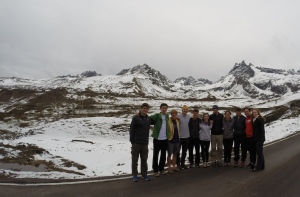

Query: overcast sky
left=1, top=0, right=300, bottom=81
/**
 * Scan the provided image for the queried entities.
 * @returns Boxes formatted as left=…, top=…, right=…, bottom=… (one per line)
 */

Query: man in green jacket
left=150, top=103, right=170, bottom=177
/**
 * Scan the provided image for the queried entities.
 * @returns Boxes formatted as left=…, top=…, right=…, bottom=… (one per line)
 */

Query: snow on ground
left=1, top=114, right=300, bottom=179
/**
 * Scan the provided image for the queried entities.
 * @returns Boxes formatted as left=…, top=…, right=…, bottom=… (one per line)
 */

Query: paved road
left=1, top=133, right=300, bottom=197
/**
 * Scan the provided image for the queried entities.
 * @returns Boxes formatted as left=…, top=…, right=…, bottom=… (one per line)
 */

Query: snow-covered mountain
left=174, top=76, right=212, bottom=86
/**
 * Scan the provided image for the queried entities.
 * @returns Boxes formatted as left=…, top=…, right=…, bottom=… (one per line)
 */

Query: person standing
left=251, top=108, right=266, bottom=172
left=233, top=108, right=247, bottom=167
left=130, top=103, right=152, bottom=182
left=200, top=113, right=213, bottom=168
left=209, top=105, right=224, bottom=167
left=222, top=111, right=234, bottom=166
left=167, top=109, right=181, bottom=174
left=244, top=107, right=256, bottom=170
left=176, top=105, right=191, bottom=169
left=188, top=109, right=201, bottom=168
left=150, top=103, right=170, bottom=177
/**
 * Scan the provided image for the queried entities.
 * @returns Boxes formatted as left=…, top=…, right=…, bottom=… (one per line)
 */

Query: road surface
left=1, top=132, right=300, bottom=197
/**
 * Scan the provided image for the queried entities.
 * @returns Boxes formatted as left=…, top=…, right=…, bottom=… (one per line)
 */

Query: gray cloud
left=1, top=0, right=300, bottom=81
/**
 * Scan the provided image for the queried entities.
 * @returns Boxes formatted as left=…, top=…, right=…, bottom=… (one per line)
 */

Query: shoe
left=173, top=167, right=181, bottom=172
left=181, top=165, right=188, bottom=170
left=234, top=161, right=238, bottom=167
left=246, top=163, right=252, bottom=168
left=142, top=175, right=150, bottom=181
left=203, top=162, right=207, bottom=168
left=168, top=168, right=174, bottom=174
left=190, top=164, right=195, bottom=168
left=240, top=161, right=245, bottom=168
left=133, top=176, right=138, bottom=182
left=224, top=162, right=228, bottom=167
left=154, top=172, right=160, bottom=177
left=217, top=161, right=222, bottom=167
left=195, top=164, right=200, bottom=168
left=228, top=162, right=231, bottom=167
left=249, top=163, right=255, bottom=170
left=206, top=162, right=210, bottom=167
left=160, top=171, right=167, bottom=175
left=212, top=161, right=216, bottom=167
left=251, top=168, right=260, bottom=172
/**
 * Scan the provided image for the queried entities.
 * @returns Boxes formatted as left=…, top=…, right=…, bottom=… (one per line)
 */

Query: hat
left=212, top=105, right=218, bottom=109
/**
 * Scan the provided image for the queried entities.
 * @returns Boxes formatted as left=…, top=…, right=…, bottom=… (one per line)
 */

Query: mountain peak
left=229, top=61, right=254, bottom=79
left=80, top=71, right=101, bottom=78
left=174, top=76, right=212, bottom=86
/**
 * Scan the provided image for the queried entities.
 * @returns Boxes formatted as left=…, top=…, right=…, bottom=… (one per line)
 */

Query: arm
left=129, top=116, right=136, bottom=144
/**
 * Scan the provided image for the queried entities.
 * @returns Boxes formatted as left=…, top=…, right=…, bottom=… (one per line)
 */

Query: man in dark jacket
left=209, top=105, right=224, bottom=167
left=188, top=109, right=201, bottom=167
left=233, top=107, right=247, bottom=167
left=130, top=103, right=152, bottom=182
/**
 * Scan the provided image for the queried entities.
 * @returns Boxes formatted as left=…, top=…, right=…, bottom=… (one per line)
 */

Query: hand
left=135, top=110, right=139, bottom=117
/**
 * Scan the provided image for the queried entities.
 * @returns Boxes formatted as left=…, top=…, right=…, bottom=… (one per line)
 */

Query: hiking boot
left=168, top=168, right=174, bottom=174
left=173, top=167, right=181, bottom=172
left=181, top=164, right=188, bottom=170
left=217, top=161, right=222, bottom=167
left=234, top=161, right=238, bottom=167
left=133, top=176, right=138, bottom=182
left=195, top=163, right=200, bottom=168
left=203, top=162, right=207, bottom=168
left=228, top=162, right=231, bottom=167
left=224, top=162, right=228, bottom=167
left=240, top=161, right=245, bottom=168
left=246, top=163, right=252, bottom=168
left=212, top=161, right=216, bottom=167
left=190, top=164, right=195, bottom=168
left=142, top=175, right=150, bottom=181
left=249, top=163, right=255, bottom=170
left=154, top=172, right=160, bottom=177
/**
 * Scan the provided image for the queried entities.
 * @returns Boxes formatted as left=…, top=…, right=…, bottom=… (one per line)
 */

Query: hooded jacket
left=252, top=116, right=266, bottom=142
left=129, top=112, right=151, bottom=145
left=150, top=113, right=170, bottom=140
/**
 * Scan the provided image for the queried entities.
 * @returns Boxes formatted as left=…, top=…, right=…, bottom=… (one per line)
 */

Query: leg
left=228, top=139, right=233, bottom=163
left=210, top=135, right=217, bottom=161
left=152, top=139, right=160, bottom=172
left=140, top=145, right=149, bottom=176
left=176, top=140, right=182, bottom=167
left=158, top=140, right=168, bottom=172
left=188, top=138, right=194, bottom=165
left=181, top=138, right=189, bottom=166
left=206, top=141, right=210, bottom=162
left=233, top=136, right=241, bottom=162
left=216, top=135, right=224, bottom=162
left=241, top=136, right=247, bottom=162
left=131, top=143, right=141, bottom=176
left=200, top=140, right=205, bottom=162
left=255, top=141, right=265, bottom=170
left=195, top=139, right=200, bottom=165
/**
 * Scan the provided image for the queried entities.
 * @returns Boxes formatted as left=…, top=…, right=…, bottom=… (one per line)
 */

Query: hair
left=160, top=103, right=168, bottom=109
left=235, top=107, right=242, bottom=112
left=140, top=103, right=150, bottom=109
left=244, top=107, right=252, bottom=112
left=252, top=108, right=266, bottom=121
left=182, top=105, right=189, bottom=110
left=202, top=113, right=210, bottom=125
left=193, top=109, right=199, bottom=113
left=223, top=110, right=232, bottom=120
left=170, top=109, right=178, bottom=114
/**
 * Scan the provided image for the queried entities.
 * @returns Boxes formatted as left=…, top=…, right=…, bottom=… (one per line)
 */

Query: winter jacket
left=233, top=115, right=246, bottom=135
left=188, top=117, right=201, bottom=138
left=209, top=113, right=224, bottom=135
left=168, top=118, right=180, bottom=141
left=223, top=118, right=234, bottom=139
left=150, top=113, right=170, bottom=139
left=199, top=122, right=212, bottom=141
left=129, top=113, right=151, bottom=145
left=252, top=116, right=266, bottom=142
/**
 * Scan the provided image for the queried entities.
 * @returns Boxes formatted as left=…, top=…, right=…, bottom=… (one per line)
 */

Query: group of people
left=129, top=103, right=266, bottom=182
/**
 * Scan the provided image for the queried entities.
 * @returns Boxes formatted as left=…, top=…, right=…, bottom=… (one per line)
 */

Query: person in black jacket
left=130, top=103, right=152, bottom=182
left=233, top=108, right=247, bottom=167
left=188, top=109, right=201, bottom=167
left=209, top=105, right=224, bottom=167
left=251, top=108, right=266, bottom=172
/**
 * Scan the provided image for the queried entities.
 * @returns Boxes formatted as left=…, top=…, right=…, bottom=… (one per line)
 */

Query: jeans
left=200, top=140, right=210, bottom=162
left=246, top=137, right=256, bottom=164
left=152, top=139, right=168, bottom=172
left=234, top=134, right=247, bottom=162
left=176, top=138, right=189, bottom=166
left=223, top=138, right=233, bottom=163
left=188, top=138, right=200, bottom=165
left=255, top=141, right=265, bottom=170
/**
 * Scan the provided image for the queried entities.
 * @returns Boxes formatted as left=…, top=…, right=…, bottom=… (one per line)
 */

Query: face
left=182, top=108, right=188, bottom=115
left=140, top=107, right=149, bottom=115
left=225, top=112, right=231, bottom=118
left=213, top=109, right=218, bottom=114
left=236, top=111, right=242, bottom=116
left=160, top=106, right=168, bottom=114
left=171, top=112, right=177, bottom=119
left=244, top=109, right=251, bottom=117
left=252, top=110, right=258, bottom=117
left=193, top=112, right=199, bottom=118
left=203, top=114, right=209, bottom=121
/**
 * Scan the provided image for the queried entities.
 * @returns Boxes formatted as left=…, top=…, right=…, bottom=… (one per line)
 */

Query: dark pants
left=223, top=138, right=233, bottom=163
left=188, top=138, right=200, bottom=165
left=255, top=141, right=265, bottom=170
left=246, top=137, right=256, bottom=164
left=152, top=139, right=168, bottom=172
left=177, top=138, right=189, bottom=166
left=131, top=143, right=148, bottom=176
left=200, top=140, right=210, bottom=162
left=234, top=134, right=247, bottom=162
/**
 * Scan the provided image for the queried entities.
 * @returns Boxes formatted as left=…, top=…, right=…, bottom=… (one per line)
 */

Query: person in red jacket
left=244, top=107, right=256, bottom=170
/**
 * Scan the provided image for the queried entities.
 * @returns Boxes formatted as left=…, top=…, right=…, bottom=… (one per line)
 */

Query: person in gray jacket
left=199, top=113, right=213, bottom=168
left=222, top=111, right=235, bottom=166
